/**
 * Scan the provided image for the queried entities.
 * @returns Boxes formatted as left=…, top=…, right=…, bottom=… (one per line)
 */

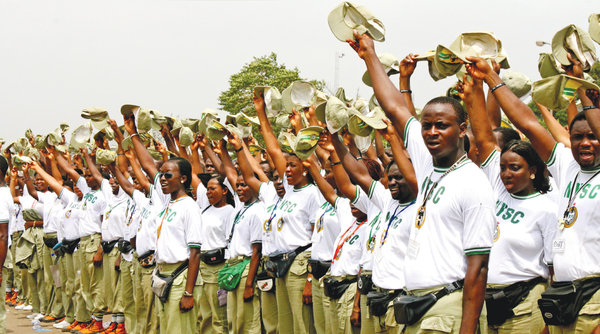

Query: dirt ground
left=4, top=306, right=111, bottom=333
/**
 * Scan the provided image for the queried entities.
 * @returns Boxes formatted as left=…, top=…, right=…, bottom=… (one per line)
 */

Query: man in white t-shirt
left=349, top=33, right=495, bottom=333
left=0, top=156, right=13, bottom=331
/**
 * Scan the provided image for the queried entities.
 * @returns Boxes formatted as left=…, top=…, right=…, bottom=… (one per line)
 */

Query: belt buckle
left=283, top=253, right=289, bottom=260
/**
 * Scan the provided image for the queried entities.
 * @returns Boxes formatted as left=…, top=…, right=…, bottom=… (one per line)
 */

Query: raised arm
left=109, top=119, right=130, bottom=176
left=458, top=75, right=497, bottom=165
left=9, top=169, right=21, bottom=203
left=108, top=162, right=134, bottom=197
left=348, top=32, right=413, bottom=137
left=303, top=155, right=337, bottom=206
left=485, top=61, right=502, bottom=128
left=468, top=57, right=556, bottom=161
left=55, top=153, right=81, bottom=184
left=228, top=133, right=262, bottom=194
left=30, top=162, right=65, bottom=196
left=124, top=149, right=151, bottom=194
left=216, top=139, right=238, bottom=189
left=378, top=121, right=418, bottom=196
left=580, top=88, right=600, bottom=140
left=373, top=131, right=391, bottom=167
left=319, top=133, right=357, bottom=201
left=254, top=94, right=287, bottom=178
left=201, top=138, right=224, bottom=176
left=160, top=124, right=180, bottom=157
left=399, top=54, right=418, bottom=117
left=332, top=133, right=373, bottom=195
left=81, top=147, right=104, bottom=185
left=536, top=102, right=570, bottom=147
left=123, top=113, right=159, bottom=179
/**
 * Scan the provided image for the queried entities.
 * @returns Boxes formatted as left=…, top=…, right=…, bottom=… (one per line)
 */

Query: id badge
left=407, top=233, right=420, bottom=259
left=552, top=238, right=566, bottom=254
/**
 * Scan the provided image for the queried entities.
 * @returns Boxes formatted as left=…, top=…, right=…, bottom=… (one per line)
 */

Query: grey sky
left=0, top=0, right=596, bottom=143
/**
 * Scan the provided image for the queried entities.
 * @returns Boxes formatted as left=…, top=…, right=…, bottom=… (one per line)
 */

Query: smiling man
left=348, top=31, right=496, bottom=333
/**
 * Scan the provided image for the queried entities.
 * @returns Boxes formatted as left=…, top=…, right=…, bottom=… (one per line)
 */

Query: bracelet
left=117, top=153, right=124, bottom=156
left=130, top=133, right=139, bottom=138
left=490, top=82, right=506, bottom=93
left=235, top=147, right=243, bottom=152
left=331, top=160, right=342, bottom=167
left=356, top=156, right=363, bottom=160
left=400, top=89, right=412, bottom=94
left=582, top=105, right=598, bottom=111
left=183, top=291, right=193, bottom=297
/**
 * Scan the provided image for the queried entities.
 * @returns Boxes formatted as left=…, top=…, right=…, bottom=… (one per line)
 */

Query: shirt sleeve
left=402, top=117, right=433, bottom=176
left=100, top=179, right=112, bottom=202
left=248, top=205, right=264, bottom=244
left=352, top=186, right=373, bottom=216
left=0, top=191, right=11, bottom=223
left=185, top=200, right=203, bottom=248
left=480, top=150, right=505, bottom=194
left=366, top=180, right=393, bottom=211
left=151, top=173, right=170, bottom=206
left=59, top=188, right=77, bottom=207
left=196, top=183, right=209, bottom=210
left=545, top=143, right=572, bottom=189
left=334, top=197, right=354, bottom=231
left=461, top=174, right=496, bottom=255
left=539, top=205, right=558, bottom=265
left=76, top=176, right=91, bottom=196
left=37, top=191, right=57, bottom=204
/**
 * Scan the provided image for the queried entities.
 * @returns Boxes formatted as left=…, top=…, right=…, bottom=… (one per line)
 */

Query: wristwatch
left=183, top=291, right=193, bottom=297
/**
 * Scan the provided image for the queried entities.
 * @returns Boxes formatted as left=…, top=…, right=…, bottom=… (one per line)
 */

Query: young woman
left=458, top=73, right=556, bottom=334
left=198, top=175, right=234, bottom=334
left=254, top=93, right=319, bottom=334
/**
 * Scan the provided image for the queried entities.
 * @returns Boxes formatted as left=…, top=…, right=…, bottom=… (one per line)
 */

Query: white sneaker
left=53, top=320, right=71, bottom=329
left=22, top=304, right=33, bottom=311
left=34, top=313, right=44, bottom=321
left=14, top=304, right=24, bottom=310
left=26, top=312, right=41, bottom=319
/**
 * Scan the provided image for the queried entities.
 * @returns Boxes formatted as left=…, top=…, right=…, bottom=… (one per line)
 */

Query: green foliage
left=589, top=61, right=600, bottom=87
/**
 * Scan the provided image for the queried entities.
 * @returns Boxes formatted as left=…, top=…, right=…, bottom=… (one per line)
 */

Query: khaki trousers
left=548, top=286, right=600, bottom=334
left=0, top=268, right=8, bottom=334
left=119, top=259, right=135, bottom=332
left=62, top=251, right=77, bottom=323
left=103, top=246, right=121, bottom=314
left=328, top=281, right=360, bottom=334
left=198, top=261, right=228, bottom=334
left=10, top=232, right=22, bottom=300
left=73, top=246, right=90, bottom=322
left=79, top=233, right=105, bottom=318
left=42, top=233, right=64, bottom=317
left=313, top=278, right=331, bottom=334
left=260, top=288, right=277, bottom=334
left=274, top=251, right=315, bottom=334
left=156, top=262, right=201, bottom=333
left=487, top=282, right=546, bottom=334
left=402, top=287, right=487, bottom=334
left=133, top=258, right=158, bottom=334
left=227, top=260, right=260, bottom=334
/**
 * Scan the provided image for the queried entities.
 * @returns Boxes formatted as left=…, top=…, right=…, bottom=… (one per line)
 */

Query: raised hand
left=586, top=89, right=600, bottom=108
left=227, top=130, right=242, bottom=150
left=564, top=53, right=584, bottom=79
left=379, top=119, right=397, bottom=143
left=317, top=130, right=334, bottom=153
left=123, top=113, right=137, bottom=135
left=464, top=57, right=493, bottom=80
left=289, top=108, right=303, bottom=132
left=399, top=54, right=418, bottom=78
left=346, top=29, right=375, bottom=59
left=252, top=94, right=265, bottom=114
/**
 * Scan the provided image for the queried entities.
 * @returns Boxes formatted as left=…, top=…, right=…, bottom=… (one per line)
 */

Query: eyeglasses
left=159, top=172, right=174, bottom=180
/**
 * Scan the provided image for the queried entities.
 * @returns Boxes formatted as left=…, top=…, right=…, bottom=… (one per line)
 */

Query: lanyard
left=332, top=219, right=366, bottom=262
left=126, top=204, right=136, bottom=227
left=380, top=200, right=415, bottom=246
left=266, top=197, right=282, bottom=227
left=420, top=154, right=468, bottom=208
left=105, top=200, right=126, bottom=219
left=316, top=203, right=333, bottom=230
left=156, top=197, right=184, bottom=239
left=228, top=200, right=257, bottom=242
left=564, top=170, right=600, bottom=216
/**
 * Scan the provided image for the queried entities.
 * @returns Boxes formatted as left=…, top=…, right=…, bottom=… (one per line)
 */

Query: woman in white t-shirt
left=459, top=74, right=556, bottom=334
left=198, top=175, right=235, bottom=334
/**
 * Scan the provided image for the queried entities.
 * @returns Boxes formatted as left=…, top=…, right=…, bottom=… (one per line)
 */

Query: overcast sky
left=0, top=0, right=597, bottom=143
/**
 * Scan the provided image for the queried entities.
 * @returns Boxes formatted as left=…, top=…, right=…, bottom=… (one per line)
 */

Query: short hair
left=493, top=127, right=521, bottom=148
left=0, top=156, right=7, bottom=176
left=169, top=157, right=192, bottom=190
left=363, top=158, right=383, bottom=181
left=569, top=112, right=588, bottom=132
left=424, top=96, right=468, bottom=124
left=502, top=140, right=550, bottom=194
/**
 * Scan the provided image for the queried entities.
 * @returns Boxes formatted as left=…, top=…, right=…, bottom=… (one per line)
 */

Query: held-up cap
left=254, top=86, right=283, bottom=117
left=348, top=107, right=388, bottom=137
left=121, top=104, right=140, bottom=116
left=277, top=132, right=296, bottom=153
left=225, top=124, right=244, bottom=141
left=178, top=127, right=195, bottom=147
left=59, top=123, right=70, bottom=134
left=362, top=53, right=399, bottom=87
left=70, top=123, right=93, bottom=150
left=199, top=109, right=219, bottom=135
left=532, top=74, right=600, bottom=111
left=538, top=53, right=565, bottom=78
left=206, top=120, right=227, bottom=141
left=236, top=112, right=259, bottom=127
left=328, top=2, right=385, bottom=42
left=281, top=81, right=316, bottom=113
left=96, top=149, right=117, bottom=165
left=81, top=107, right=109, bottom=131
left=590, top=14, right=600, bottom=44
left=335, top=87, right=353, bottom=104
left=501, top=70, right=532, bottom=98
left=353, top=134, right=371, bottom=153
left=275, top=113, right=291, bottom=130
left=293, top=126, right=324, bottom=160
left=552, top=24, right=597, bottom=71
left=369, top=94, right=380, bottom=111
left=314, top=91, right=330, bottom=123
left=325, top=96, right=349, bottom=134
left=248, top=144, right=263, bottom=157
left=25, top=129, right=34, bottom=140
left=182, top=119, right=201, bottom=133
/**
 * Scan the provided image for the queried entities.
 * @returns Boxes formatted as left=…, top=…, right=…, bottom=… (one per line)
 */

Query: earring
left=530, top=174, right=535, bottom=180
left=303, top=172, right=307, bottom=176
left=181, top=180, right=185, bottom=183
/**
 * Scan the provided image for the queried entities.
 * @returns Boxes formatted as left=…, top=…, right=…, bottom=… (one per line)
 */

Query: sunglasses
left=159, top=172, right=175, bottom=180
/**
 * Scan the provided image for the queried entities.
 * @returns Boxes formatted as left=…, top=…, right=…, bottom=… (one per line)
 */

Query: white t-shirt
left=152, top=173, right=171, bottom=207
left=200, top=204, right=234, bottom=252
left=76, top=177, right=107, bottom=237
left=352, top=187, right=384, bottom=271
left=155, top=196, right=202, bottom=264
left=13, top=203, right=24, bottom=232
left=224, top=178, right=242, bottom=209
left=330, top=197, right=366, bottom=276
left=101, top=179, right=130, bottom=242
left=366, top=181, right=417, bottom=290
left=132, top=189, right=159, bottom=256
left=0, top=186, right=14, bottom=236
left=228, top=200, right=264, bottom=258
left=402, top=117, right=496, bottom=290
left=58, top=188, right=85, bottom=241
left=481, top=150, right=556, bottom=284
left=259, top=182, right=280, bottom=257
left=310, top=193, right=342, bottom=262
left=271, top=183, right=320, bottom=254
left=37, top=191, right=59, bottom=234
left=196, top=183, right=210, bottom=211
left=546, top=143, right=600, bottom=281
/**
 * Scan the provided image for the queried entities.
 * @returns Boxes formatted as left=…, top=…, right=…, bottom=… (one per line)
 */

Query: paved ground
left=5, top=306, right=62, bottom=333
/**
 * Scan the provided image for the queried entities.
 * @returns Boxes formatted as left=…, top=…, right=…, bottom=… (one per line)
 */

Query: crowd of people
left=0, top=3, right=599, bottom=334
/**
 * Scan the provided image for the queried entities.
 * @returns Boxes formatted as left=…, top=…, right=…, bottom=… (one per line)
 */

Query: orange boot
left=77, top=319, right=105, bottom=334
left=65, top=320, right=85, bottom=332
left=113, top=323, right=126, bottom=334
left=101, top=322, right=117, bottom=334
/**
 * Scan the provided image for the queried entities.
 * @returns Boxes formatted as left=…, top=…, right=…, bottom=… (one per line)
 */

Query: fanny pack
left=323, top=277, right=357, bottom=300
left=394, top=279, right=464, bottom=325
left=137, top=250, right=156, bottom=268
left=538, top=277, right=600, bottom=326
left=218, top=258, right=251, bottom=291
left=52, top=242, right=65, bottom=258
left=367, top=289, right=402, bottom=317
left=151, top=260, right=189, bottom=304
left=486, top=276, right=546, bottom=326
left=101, top=240, right=119, bottom=254
left=265, top=244, right=311, bottom=278
left=201, top=248, right=226, bottom=265
left=43, top=237, right=58, bottom=249
left=117, top=239, right=133, bottom=254
left=62, top=239, right=80, bottom=254
left=308, top=260, right=331, bottom=281
left=256, top=269, right=275, bottom=292
left=357, top=273, right=374, bottom=295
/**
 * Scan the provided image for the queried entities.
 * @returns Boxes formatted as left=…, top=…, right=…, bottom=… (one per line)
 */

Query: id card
left=407, top=233, right=420, bottom=259
left=552, top=238, right=566, bottom=254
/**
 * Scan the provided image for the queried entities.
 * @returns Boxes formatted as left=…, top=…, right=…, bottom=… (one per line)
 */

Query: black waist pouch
left=357, top=274, right=374, bottom=295
left=367, top=290, right=401, bottom=317
left=117, top=239, right=133, bottom=254
left=43, top=237, right=58, bottom=249
left=151, top=260, right=189, bottom=304
left=265, top=244, right=311, bottom=278
left=308, top=260, right=331, bottom=281
left=486, top=276, right=546, bottom=326
left=101, top=240, right=119, bottom=254
left=137, top=250, right=156, bottom=268
left=201, top=248, right=226, bottom=265
left=323, top=277, right=357, bottom=299
left=394, top=280, right=464, bottom=325
left=62, top=239, right=80, bottom=254
left=538, top=277, right=600, bottom=326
